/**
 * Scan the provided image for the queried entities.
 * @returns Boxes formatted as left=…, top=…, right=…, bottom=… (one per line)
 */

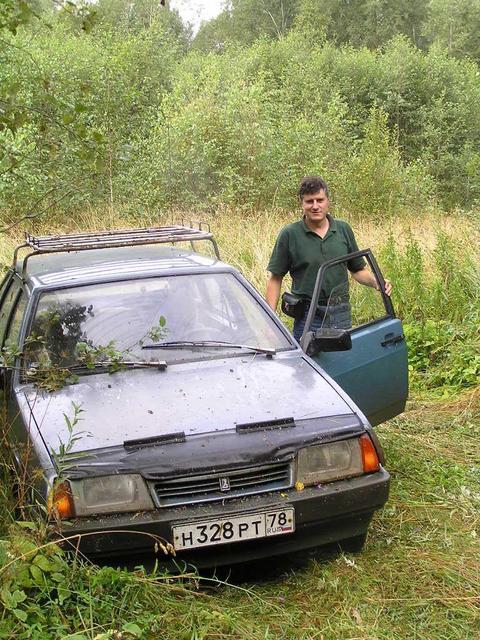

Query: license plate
left=172, top=508, right=295, bottom=551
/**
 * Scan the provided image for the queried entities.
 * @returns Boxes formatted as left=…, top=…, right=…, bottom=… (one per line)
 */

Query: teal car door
left=300, top=250, right=408, bottom=426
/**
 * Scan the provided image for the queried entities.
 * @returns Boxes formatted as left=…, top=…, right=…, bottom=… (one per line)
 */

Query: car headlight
left=296, top=435, right=379, bottom=486
left=67, top=474, right=154, bottom=517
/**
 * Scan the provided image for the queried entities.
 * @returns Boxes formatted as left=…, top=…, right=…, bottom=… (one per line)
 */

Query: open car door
left=300, top=249, right=408, bottom=426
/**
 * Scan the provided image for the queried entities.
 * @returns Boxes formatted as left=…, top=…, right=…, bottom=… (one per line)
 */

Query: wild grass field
left=0, top=207, right=479, bottom=639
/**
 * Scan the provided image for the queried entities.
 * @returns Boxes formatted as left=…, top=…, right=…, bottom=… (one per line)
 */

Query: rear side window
left=0, top=279, right=22, bottom=347
left=5, top=294, right=27, bottom=347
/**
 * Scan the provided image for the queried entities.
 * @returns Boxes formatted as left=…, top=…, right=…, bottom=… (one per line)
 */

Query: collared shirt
left=267, top=215, right=365, bottom=304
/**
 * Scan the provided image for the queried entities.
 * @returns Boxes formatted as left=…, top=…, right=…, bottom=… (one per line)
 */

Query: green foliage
left=0, top=2, right=186, bottom=220
left=0, top=527, right=156, bottom=639
left=123, top=35, right=451, bottom=213
left=404, top=319, right=480, bottom=390
left=340, top=107, right=427, bottom=218
left=0, top=0, right=43, bottom=35
left=24, top=338, right=135, bottom=390
left=431, top=231, right=478, bottom=324
left=2, top=5, right=480, bottom=214
left=143, top=315, right=168, bottom=343
left=295, top=0, right=429, bottom=49
left=75, top=341, right=128, bottom=372
left=196, top=0, right=480, bottom=63
left=0, top=531, right=72, bottom=633
left=380, top=227, right=480, bottom=393
left=93, top=0, right=189, bottom=46
left=193, top=0, right=300, bottom=50
left=51, top=402, right=88, bottom=465
left=424, top=0, right=480, bottom=61
left=25, top=364, right=79, bottom=392
left=20, top=308, right=168, bottom=390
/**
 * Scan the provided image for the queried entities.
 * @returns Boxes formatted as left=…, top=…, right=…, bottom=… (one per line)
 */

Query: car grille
left=150, top=462, right=293, bottom=508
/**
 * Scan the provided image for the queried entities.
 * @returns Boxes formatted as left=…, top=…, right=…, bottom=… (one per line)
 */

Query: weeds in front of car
left=0, top=528, right=203, bottom=640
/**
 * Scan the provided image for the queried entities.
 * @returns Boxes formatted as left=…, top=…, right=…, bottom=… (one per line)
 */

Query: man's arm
left=351, top=267, right=392, bottom=296
left=266, top=273, right=284, bottom=311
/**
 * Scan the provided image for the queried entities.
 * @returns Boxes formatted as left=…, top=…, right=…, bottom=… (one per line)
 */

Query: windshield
left=24, top=273, right=291, bottom=370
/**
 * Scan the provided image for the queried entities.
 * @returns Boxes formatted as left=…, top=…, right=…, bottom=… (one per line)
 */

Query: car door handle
left=381, top=334, right=405, bottom=347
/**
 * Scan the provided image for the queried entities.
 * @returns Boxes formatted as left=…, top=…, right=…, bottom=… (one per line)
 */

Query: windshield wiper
left=69, top=360, right=168, bottom=373
left=141, top=340, right=276, bottom=356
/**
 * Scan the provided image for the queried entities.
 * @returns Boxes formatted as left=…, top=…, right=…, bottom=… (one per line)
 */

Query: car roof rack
left=13, top=223, right=221, bottom=277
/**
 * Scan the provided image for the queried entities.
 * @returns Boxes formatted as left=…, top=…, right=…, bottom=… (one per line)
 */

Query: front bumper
left=58, top=469, right=390, bottom=566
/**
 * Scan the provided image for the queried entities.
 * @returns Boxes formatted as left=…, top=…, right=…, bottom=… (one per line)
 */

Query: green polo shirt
left=267, top=215, right=365, bottom=304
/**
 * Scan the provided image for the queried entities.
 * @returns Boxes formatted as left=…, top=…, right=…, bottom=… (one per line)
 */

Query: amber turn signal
left=359, top=434, right=380, bottom=473
left=50, top=481, right=75, bottom=519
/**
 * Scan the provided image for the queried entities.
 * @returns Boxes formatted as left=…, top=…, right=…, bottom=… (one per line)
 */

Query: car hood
left=19, top=354, right=355, bottom=455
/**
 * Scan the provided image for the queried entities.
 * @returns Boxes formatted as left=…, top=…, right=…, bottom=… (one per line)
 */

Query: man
left=266, top=176, right=392, bottom=342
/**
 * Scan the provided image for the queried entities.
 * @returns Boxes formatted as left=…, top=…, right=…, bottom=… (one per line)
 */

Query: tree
left=0, top=0, right=184, bottom=224
left=424, top=0, right=480, bottom=61
left=193, top=0, right=300, bottom=50
left=93, top=0, right=187, bottom=42
left=0, top=1, right=103, bottom=225
left=294, top=0, right=429, bottom=49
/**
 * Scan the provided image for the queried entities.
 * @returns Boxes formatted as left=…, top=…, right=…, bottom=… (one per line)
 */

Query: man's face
left=301, top=189, right=329, bottom=225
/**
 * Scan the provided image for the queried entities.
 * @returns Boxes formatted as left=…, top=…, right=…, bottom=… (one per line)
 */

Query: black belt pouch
left=281, top=292, right=307, bottom=319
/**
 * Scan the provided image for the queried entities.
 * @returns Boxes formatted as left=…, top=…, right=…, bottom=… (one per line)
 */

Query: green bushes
left=120, top=37, right=437, bottom=215
left=380, top=229, right=480, bottom=393
left=117, top=34, right=479, bottom=214
left=2, top=21, right=480, bottom=216
left=404, top=319, right=480, bottom=390
left=0, top=19, right=183, bottom=214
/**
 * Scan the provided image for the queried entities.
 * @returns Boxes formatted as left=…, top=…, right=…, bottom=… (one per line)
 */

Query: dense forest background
left=1, top=0, right=480, bottom=222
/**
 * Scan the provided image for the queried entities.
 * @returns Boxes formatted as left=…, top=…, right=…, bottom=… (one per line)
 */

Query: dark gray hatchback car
left=0, top=226, right=408, bottom=566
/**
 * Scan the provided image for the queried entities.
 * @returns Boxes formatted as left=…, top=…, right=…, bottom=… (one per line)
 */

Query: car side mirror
left=303, top=328, right=352, bottom=356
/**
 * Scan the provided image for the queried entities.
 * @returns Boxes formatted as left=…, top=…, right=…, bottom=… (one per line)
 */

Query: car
left=0, top=224, right=408, bottom=566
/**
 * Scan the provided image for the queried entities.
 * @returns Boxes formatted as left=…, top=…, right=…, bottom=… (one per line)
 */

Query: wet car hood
left=19, top=353, right=356, bottom=455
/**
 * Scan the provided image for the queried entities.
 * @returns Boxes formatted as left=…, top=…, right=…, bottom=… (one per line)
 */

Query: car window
left=0, top=272, right=13, bottom=305
left=312, top=260, right=388, bottom=331
left=24, top=273, right=291, bottom=369
left=0, top=279, right=22, bottom=347
left=4, top=293, right=27, bottom=347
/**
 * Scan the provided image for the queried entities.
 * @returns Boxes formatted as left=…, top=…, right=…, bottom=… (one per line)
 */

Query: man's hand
left=382, top=279, right=393, bottom=296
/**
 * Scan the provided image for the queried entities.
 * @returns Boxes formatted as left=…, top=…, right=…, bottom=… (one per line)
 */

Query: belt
left=304, top=299, right=330, bottom=309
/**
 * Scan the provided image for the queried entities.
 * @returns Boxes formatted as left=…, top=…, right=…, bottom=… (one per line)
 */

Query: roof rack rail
left=13, top=223, right=220, bottom=277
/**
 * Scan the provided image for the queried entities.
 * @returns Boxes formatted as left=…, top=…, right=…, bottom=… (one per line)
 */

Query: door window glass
left=311, top=260, right=388, bottom=331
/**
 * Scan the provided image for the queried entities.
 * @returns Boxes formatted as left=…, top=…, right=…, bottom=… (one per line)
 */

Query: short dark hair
left=299, top=176, right=329, bottom=199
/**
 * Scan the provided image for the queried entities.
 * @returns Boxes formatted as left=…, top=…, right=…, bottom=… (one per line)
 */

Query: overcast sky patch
left=169, top=0, right=223, bottom=33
